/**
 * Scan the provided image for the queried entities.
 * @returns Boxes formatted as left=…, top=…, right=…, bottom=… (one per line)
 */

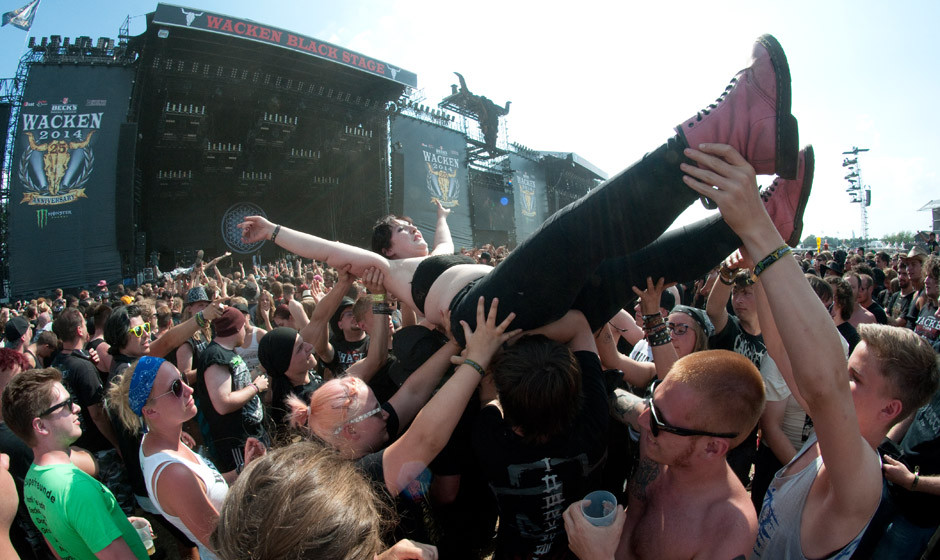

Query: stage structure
left=131, top=4, right=415, bottom=274
left=0, top=3, right=606, bottom=298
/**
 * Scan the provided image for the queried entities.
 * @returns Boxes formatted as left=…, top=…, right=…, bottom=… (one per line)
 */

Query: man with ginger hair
left=564, top=349, right=766, bottom=559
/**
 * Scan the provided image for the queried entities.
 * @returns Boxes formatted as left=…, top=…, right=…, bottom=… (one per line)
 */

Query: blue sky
left=2, top=0, right=937, bottom=240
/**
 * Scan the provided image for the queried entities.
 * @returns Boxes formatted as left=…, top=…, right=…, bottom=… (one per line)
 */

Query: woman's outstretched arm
left=239, top=215, right=390, bottom=277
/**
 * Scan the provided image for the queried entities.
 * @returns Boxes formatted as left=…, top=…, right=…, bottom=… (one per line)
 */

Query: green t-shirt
left=24, top=462, right=148, bottom=560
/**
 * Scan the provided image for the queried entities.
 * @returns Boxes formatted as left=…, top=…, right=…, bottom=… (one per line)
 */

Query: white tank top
left=140, top=444, right=229, bottom=560
left=235, top=327, right=262, bottom=371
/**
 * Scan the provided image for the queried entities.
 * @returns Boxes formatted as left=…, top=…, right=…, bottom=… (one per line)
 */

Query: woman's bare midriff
left=422, top=264, right=492, bottom=326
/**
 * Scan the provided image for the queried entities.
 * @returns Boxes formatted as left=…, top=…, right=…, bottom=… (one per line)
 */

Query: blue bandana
left=129, top=356, right=164, bottom=416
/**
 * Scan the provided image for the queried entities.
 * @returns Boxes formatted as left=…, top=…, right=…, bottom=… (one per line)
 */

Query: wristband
left=370, top=293, right=387, bottom=302
left=462, top=358, right=486, bottom=377
left=754, top=245, right=792, bottom=277
left=250, top=381, right=260, bottom=394
left=271, top=224, right=281, bottom=243
left=912, top=466, right=920, bottom=490
left=719, top=275, right=735, bottom=286
left=195, top=311, right=207, bottom=328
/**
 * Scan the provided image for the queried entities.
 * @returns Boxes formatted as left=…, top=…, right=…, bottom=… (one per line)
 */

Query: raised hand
left=238, top=216, right=276, bottom=244
left=457, top=297, right=522, bottom=369
left=631, top=277, right=671, bottom=316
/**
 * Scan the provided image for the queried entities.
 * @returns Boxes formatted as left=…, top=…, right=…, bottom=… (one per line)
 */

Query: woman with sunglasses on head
left=109, top=356, right=265, bottom=560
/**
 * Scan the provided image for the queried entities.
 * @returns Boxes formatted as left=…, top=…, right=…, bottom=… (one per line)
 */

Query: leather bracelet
left=754, top=245, right=792, bottom=277
left=719, top=275, right=735, bottom=286
left=462, top=358, right=486, bottom=377
left=271, top=224, right=281, bottom=243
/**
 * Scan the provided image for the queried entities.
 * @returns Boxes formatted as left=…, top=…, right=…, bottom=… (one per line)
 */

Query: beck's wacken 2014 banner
left=8, top=65, right=134, bottom=295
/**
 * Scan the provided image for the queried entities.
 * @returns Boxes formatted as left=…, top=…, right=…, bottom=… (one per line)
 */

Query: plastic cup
left=131, top=518, right=155, bottom=556
left=581, top=490, right=617, bottom=527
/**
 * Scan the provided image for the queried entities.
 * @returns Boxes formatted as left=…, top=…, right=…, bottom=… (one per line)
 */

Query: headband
left=129, top=356, right=165, bottom=416
left=671, top=305, right=715, bottom=339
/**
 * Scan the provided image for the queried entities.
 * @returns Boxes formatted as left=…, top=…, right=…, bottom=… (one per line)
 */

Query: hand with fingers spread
left=631, top=277, right=672, bottom=316
left=680, top=143, right=771, bottom=237
left=451, top=297, right=522, bottom=371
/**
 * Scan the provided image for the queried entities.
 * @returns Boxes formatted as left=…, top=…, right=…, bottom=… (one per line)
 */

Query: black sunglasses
left=646, top=380, right=738, bottom=439
left=38, top=397, right=74, bottom=417
left=152, top=377, right=184, bottom=401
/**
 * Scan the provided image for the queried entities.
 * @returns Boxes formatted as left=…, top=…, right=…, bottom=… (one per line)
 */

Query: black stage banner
left=508, top=153, right=547, bottom=243
left=8, top=65, right=134, bottom=295
left=390, top=116, right=472, bottom=252
left=153, top=4, right=418, bottom=88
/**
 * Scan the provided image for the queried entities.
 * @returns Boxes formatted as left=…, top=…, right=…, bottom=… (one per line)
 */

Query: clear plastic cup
left=131, top=518, right=155, bottom=556
left=581, top=490, right=617, bottom=526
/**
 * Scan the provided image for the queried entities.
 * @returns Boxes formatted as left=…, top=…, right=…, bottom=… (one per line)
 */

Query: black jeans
left=450, top=135, right=742, bottom=341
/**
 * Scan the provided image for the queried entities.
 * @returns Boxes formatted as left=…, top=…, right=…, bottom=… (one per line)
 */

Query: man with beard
left=887, top=263, right=916, bottom=328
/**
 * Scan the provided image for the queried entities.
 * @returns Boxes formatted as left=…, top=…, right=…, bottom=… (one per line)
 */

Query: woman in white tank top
left=108, top=356, right=265, bottom=559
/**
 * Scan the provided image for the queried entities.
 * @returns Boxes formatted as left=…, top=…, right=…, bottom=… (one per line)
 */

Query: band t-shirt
left=472, top=351, right=608, bottom=559
left=196, top=342, right=266, bottom=472
left=323, top=334, right=370, bottom=376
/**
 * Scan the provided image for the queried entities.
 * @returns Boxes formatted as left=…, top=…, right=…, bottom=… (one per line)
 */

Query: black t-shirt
left=889, top=390, right=940, bottom=527
left=709, top=315, right=766, bottom=369
left=837, top=322, right=861, bottom=355
left=324, top=334, right=370, bottom=376
left=866, top=301, right=888, bottom=325
left=472, top=351, right=608, bottom=559
left=887, top=291, right=915, bottom=326
left=913, top=302, right=940, bottom=349
left=196, top=341, right=267, bottom=472
left=268, top=372, right=322, bottom=442
left=49, top=350, right=111, bottom=452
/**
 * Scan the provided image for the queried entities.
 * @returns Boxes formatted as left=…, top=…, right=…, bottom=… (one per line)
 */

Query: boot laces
left=760, top=180, right=779, bottom=203
left=691, top=77, right=738, bottom=123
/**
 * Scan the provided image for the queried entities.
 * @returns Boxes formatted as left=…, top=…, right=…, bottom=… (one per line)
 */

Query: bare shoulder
left=697, top=488, right=757, bottom=559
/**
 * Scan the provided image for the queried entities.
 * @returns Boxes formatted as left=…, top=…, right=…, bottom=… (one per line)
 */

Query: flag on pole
left=2, top=0, right=40, bottom=31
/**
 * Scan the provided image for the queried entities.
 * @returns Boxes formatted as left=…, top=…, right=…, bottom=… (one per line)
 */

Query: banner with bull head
left=8, top=64, right=134, bottom=295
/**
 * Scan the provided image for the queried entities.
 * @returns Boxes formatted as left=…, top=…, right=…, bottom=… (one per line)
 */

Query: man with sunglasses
left=565, top=348, right=765, bottom=559
left=2, top=368, right=150, bottom=559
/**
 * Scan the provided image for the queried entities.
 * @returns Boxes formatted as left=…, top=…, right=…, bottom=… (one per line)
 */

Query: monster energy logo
left=37, top=209, right=48, bottom=228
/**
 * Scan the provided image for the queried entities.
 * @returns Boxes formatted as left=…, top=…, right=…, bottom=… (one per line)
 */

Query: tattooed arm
left=608, top=387, right=645, bottom=432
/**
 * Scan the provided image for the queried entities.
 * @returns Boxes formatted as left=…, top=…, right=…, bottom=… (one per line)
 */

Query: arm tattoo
left=628, top=457, right=660, bottom=503
left=609, top=388, right=644, bottom=430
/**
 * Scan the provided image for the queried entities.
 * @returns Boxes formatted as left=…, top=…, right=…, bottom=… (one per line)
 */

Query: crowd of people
left=1, top=34, right=939, bottom=560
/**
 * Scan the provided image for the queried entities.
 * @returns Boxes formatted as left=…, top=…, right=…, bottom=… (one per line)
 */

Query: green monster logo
left=36, top=208, right=48, bottom=229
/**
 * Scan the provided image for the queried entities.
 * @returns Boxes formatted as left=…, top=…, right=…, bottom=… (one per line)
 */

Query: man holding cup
left=2, top=368, right=150, bottom=559
left=564, top=349, right=765, bottom=559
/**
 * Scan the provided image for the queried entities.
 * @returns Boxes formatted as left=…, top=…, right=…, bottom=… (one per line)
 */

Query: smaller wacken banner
left=8, top=65, right=134, bottom=295
left=391, top=116, right=472, bottom=251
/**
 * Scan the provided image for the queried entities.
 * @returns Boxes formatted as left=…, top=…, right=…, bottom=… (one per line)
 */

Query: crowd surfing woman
left=109, top=356, right=265, bottom=560
left=240, top=34, right=809, bottom=349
